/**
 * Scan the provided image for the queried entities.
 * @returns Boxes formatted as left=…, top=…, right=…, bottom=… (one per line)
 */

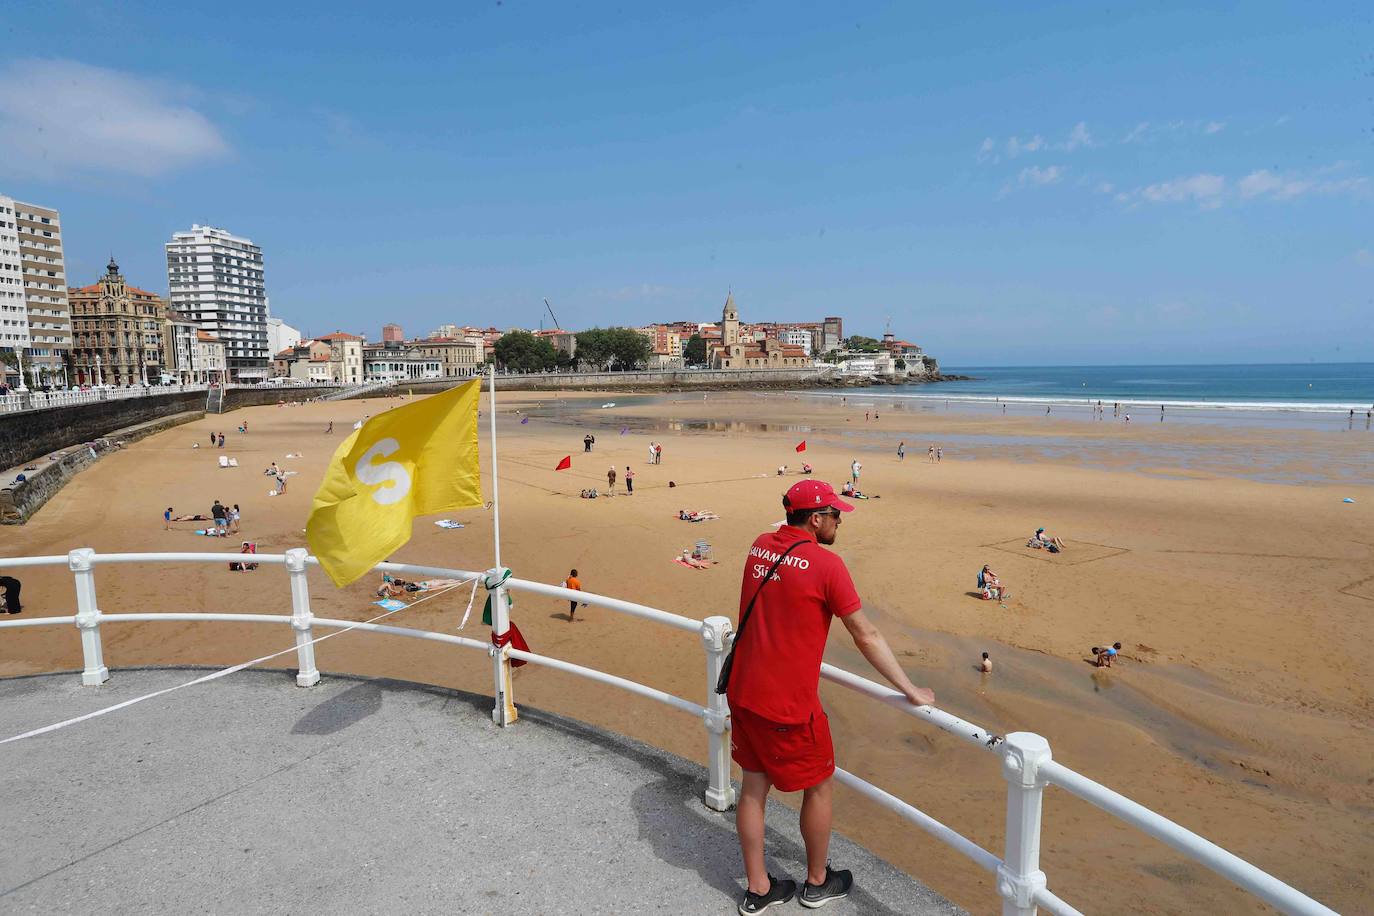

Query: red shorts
left=730, top=705, right=835, bottom=792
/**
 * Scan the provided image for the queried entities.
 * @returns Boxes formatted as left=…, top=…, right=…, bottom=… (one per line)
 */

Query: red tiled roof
left=196, top=331, right=220, bottom=342
left=318, top=332, right=363, bottom=341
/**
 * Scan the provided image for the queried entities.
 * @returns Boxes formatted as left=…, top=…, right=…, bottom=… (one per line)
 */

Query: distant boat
left=601, top=402, right=616, bottom=408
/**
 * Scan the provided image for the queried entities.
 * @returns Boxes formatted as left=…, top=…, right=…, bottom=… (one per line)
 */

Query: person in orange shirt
left=563, top=569, right=587, bottom=622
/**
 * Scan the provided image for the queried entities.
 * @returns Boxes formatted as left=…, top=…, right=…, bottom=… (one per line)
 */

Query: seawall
left=0, top=386, right=335, bottom=472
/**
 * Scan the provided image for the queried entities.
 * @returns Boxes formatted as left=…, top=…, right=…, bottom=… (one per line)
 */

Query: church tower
left=721, top=291, right=740, bottom=347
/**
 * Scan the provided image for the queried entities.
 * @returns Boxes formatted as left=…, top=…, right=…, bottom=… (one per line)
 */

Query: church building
left=708, top=292, right=809, bottom=370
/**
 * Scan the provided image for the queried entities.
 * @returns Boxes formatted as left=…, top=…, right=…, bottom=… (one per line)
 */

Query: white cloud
left=1136, top=173, right=1227, bottom=208
left=1096, top=181, right=1115, bottom=194
left=1120, top=119, right=1226, bottom=144
left=1006, top=134, right=1045, bottom=158
left=1122, top=121, right=1151, bottom=144
left=0, top=58, right=229, bottom=179
left=977, top=137, right=998, bottom=164
left=1117, top=163, right=1368, bottom=209
left=1238, top=167, right=1367, bottom=201
left=1060, top=121, right=1094, bottom=151
left=1018, top=164, right=1064, bottom=186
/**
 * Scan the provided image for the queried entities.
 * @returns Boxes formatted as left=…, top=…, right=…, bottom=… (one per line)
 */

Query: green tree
left=576, top=327, right=653, bottom=370
left=683, top=334, right=706, bottom=366
left=494, top=331, right=557, bottom=372
left=845, top=335, right=881, bottom=352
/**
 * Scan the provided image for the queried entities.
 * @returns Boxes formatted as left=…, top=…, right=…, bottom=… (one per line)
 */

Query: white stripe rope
left=0, top=579, right=475, bottom=747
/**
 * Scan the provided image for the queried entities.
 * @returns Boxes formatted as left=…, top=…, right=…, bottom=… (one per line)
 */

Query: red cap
left=783, top=479, right=854, bottom=513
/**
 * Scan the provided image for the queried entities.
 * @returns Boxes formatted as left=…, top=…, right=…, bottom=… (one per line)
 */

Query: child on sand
left=980, top=652, right=992, bottom=673
left=563, top=569, right=587, bottom=621
left=1092, top=643, right=1122, bottom=668
left=606, top=466, right=616, bottom=494
left=164, top=507, right=173, bottom=530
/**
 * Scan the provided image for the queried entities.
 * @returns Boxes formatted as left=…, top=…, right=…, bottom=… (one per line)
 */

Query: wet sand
left=2, top=391, right=1371, bottom=914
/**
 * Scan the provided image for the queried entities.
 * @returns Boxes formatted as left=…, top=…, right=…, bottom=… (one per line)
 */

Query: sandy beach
left=2, top=390, right=1371, bottom=914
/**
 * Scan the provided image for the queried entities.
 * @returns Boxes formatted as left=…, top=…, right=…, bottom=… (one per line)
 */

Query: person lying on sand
left=1031, top=528, right=1067, bottom=551
left=1091, top=643, right=1122, bottom=668
left=678, top=509, right=720, bottom=521
left=840, top=482, right=877, bottom=499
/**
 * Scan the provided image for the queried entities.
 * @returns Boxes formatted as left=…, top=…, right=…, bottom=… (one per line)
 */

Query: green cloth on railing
left=481, top=568, right=513, bottom=626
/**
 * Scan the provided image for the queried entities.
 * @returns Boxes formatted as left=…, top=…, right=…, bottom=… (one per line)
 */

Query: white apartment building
left=0, top=197, right=26, bottom=386
left=0, top=194, right=71, bottom=387
left=782, top=328, right=813, bottom=355
left=166, top=225, right=269, bottom=380
left=267, top=315, right=301, bottom=355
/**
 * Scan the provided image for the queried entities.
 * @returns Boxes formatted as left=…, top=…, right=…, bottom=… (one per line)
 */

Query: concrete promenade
left=0, top=669, right=965, bottom=915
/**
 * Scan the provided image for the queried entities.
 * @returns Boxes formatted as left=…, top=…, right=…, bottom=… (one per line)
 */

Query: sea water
left=899, top=363, right=1374, bottom=413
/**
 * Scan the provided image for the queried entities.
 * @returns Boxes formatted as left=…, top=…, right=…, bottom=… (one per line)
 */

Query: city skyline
left=1, top=3, right=1370, bottom=366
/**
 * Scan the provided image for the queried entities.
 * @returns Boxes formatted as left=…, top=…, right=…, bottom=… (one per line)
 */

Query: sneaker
left=799, top=865, right=853, bottom=908
left=738, top=875, right=797, bottom=914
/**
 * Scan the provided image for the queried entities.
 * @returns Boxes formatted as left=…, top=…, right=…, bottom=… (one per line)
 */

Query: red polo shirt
left=726, top=525, right=862, bottom=723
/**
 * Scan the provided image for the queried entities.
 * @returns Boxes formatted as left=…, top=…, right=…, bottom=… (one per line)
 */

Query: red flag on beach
left=555, top=455, right=571, bottom=470
left=795, top=440, right=807, bottom=452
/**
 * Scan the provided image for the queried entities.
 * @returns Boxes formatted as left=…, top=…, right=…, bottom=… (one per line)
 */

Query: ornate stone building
left=707, top=293, right=808, bottom=369
left=68, top=258, right=168, bottom=386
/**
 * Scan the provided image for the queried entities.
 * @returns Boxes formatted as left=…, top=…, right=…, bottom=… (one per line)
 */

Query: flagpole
left=488, top=363, right=501, bottom=569
left=487, top=363, right=517, bottom=726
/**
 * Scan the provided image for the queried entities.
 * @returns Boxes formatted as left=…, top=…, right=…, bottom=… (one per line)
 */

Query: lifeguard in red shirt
left=727, top=479, right=935, bottom=914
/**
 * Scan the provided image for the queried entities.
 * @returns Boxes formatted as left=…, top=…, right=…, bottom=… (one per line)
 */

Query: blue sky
left=1, top=1, right=1370, bottom=365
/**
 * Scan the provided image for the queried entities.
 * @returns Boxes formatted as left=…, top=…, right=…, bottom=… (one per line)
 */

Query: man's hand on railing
left=903, top=686, right=936, bottom=707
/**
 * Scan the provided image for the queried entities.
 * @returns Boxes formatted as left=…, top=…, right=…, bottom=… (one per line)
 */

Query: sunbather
left=978, top=565, right=1010, bottom=600
left=1032, top=528, right=1067, bottom=551
left=678, top=509, right=720, bottom=521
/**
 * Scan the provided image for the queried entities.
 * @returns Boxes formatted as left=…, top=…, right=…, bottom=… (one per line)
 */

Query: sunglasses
left=813, top=509, right=842, bottom=519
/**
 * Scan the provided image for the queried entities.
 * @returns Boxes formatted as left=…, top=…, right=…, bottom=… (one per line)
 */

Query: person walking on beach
left=727, top=480, right=935, bottom=913
left=164, top=507, right=173, bottom=530
left=928, top=444, right=935, bottom=463
left=655, top=442, right=663, bottom=464
left=937, top=447, right=943, bottom=462
left=230, top=503, right=242, bottom=534
left=648, top=442, right=657, bottom=465
left=897, top=441, right=905, bottom=461
left=326, top=420, right=333, bottom=434
left=625, top=466, right=635, bottom=495
left=850, top=459, right=861, bottom=486
left=606, top=466, right=616, bottom=495
left=563, top=569, right=586, bottom=621
left=211, top=500, right=227, bottom=533
left=584, top=434, right=593, bottom=453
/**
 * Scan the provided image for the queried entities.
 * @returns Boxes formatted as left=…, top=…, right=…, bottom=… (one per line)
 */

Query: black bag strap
left=715, top=540, right=809, bottom=695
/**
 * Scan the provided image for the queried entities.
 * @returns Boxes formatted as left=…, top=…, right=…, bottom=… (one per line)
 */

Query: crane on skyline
left=543, top=297, right=563, bottom=331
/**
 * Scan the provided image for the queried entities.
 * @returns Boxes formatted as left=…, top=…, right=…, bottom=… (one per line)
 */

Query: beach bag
left=715, top=540, right=809, bottom=695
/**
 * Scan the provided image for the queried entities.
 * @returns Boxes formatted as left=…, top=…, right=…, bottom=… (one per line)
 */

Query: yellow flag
left=307, top=380, right=482, bottom=586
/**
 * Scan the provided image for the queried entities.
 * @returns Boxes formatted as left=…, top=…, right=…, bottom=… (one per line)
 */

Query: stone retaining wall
left=0, top=386, right=335, bottom=471
left=1, top=410, right=204, bottom=524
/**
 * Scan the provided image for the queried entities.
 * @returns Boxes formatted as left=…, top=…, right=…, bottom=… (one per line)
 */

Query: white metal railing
left=0, top=384, right=209, bottom=414
left=0, top=549, right=1337, bottom=916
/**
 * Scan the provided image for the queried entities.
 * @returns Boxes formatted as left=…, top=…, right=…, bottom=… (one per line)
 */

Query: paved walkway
left=0, top=669, right=966, bottom=915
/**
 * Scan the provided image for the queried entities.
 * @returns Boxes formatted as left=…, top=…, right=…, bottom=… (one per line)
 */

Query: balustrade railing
left=0, top=550, right=1336, bottom=916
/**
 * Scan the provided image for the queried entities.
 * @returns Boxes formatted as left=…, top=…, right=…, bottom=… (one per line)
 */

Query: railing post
left=998, top=732, right=1051, bottom=916
left=487, top=570, right=518, bottom=727
left=700, top=616, right=736, bottom=811
left=68, top=548, right=109, bottom=686
left=285, top=548, right=320, bottom=686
